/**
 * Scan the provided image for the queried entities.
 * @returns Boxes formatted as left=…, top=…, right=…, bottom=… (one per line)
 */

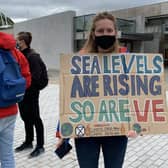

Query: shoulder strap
left=0, top=50, right=6, bottom=73
left=28, top=48, right=37, bottom=55
left=0, top=49, right=21, bottom=77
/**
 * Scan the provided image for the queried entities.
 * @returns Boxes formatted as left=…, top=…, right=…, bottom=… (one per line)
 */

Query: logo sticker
left=75, top=124, right=85, bottom=137
left=61, top=122, right=73, bottom=137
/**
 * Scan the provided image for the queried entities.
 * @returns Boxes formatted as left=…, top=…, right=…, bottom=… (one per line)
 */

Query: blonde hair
left=82, top=12, right=119, bottom=53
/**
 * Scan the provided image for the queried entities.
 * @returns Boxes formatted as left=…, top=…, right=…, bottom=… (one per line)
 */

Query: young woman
left=56, top=11, right=136, bottom=168
left=76, top=11, right=127, bottom=168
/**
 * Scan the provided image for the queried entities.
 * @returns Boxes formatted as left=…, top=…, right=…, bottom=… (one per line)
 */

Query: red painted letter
left=134, top=99, right=150, bottom=122
left=152, top=99, right=165, bottom=122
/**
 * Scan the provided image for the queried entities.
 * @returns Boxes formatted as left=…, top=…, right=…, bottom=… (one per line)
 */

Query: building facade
left=74, top=2, right=168, bottom=56
left=14, top=11, right=75, bottom=70
left=13, top=2, right=168, bottom=70
left=111, top=1, right=168, bottom=64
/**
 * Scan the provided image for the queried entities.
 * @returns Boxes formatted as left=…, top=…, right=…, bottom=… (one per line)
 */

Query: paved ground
left=14, top=80, right=168, bottom=168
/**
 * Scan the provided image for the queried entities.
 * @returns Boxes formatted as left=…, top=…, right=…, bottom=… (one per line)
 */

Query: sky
left=1, top=0, right=168, bottom=23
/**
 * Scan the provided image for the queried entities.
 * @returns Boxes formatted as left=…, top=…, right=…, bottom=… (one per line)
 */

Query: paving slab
left=14, top=84, right=168, bottom=168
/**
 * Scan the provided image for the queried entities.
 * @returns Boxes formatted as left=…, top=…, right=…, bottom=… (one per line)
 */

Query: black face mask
left=95, top=35, right=116, bottom=50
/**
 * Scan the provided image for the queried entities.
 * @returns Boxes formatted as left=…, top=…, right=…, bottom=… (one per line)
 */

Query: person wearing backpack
left=15, top=32, right=47, bottom=158
left=0, top=32, right=31, bottom=168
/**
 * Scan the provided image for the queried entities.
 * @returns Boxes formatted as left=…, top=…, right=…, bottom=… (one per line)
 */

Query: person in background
left=0, top=32, right=31, bottom=168
left=15, top=32, right=45, bottom=158
left=56, top=12, right=137, bottom=168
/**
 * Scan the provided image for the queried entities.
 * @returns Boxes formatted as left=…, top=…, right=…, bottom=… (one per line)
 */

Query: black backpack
left=38, top=57, right=48, bottom=90
left=27, top=49, right=48, bottom=90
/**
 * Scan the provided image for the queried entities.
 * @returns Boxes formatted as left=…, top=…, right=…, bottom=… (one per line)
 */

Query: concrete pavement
left=14, top=84, right=168, bottom=168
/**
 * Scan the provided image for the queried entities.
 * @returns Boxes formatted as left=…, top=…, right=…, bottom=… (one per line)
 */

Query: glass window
left=74, top=39, right=86, bottom=52
left=117, top=18, right=136, bottom=33
left=74, top=16, right=84, bottom=32
left=84, top=14, right=95, bottom=31
left=164, top=48, right=168, bottom=60
left=74, top=14, right=136, bottom=51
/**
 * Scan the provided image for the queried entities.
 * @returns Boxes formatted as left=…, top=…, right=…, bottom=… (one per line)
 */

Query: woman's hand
left=127, top=130, right=137, bottom=138
left=56, top=138, right=64, bottom=148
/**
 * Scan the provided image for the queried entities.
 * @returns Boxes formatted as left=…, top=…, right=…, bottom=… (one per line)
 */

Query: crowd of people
left=0, top=11, right=152, bottom=168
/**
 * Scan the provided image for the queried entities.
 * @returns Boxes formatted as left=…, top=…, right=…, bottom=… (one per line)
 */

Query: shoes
left=15, top=142, right=33, bottom=152
left=29, top=147, right=45, bottom=158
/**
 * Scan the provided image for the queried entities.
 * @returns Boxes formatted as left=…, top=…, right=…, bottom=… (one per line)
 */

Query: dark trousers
left=18, top=89, right=44, bottom=148
left=75, top=136, right=128, bottom=168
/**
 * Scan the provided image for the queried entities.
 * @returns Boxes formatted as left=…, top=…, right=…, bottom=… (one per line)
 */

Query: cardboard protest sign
left=60, top=53, right=168, bottom=138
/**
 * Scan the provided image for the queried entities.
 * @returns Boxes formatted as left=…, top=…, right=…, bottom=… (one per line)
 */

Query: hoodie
left=0, top=32, right=31, bottom=118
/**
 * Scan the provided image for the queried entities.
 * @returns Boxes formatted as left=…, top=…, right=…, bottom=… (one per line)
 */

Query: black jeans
left=18, top=89, right=44, bottom=148
left=75, top=136, right=128, bottom=168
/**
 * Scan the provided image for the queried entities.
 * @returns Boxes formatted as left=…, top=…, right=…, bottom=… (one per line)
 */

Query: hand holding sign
left=127, top=130, right=137, bottom=138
